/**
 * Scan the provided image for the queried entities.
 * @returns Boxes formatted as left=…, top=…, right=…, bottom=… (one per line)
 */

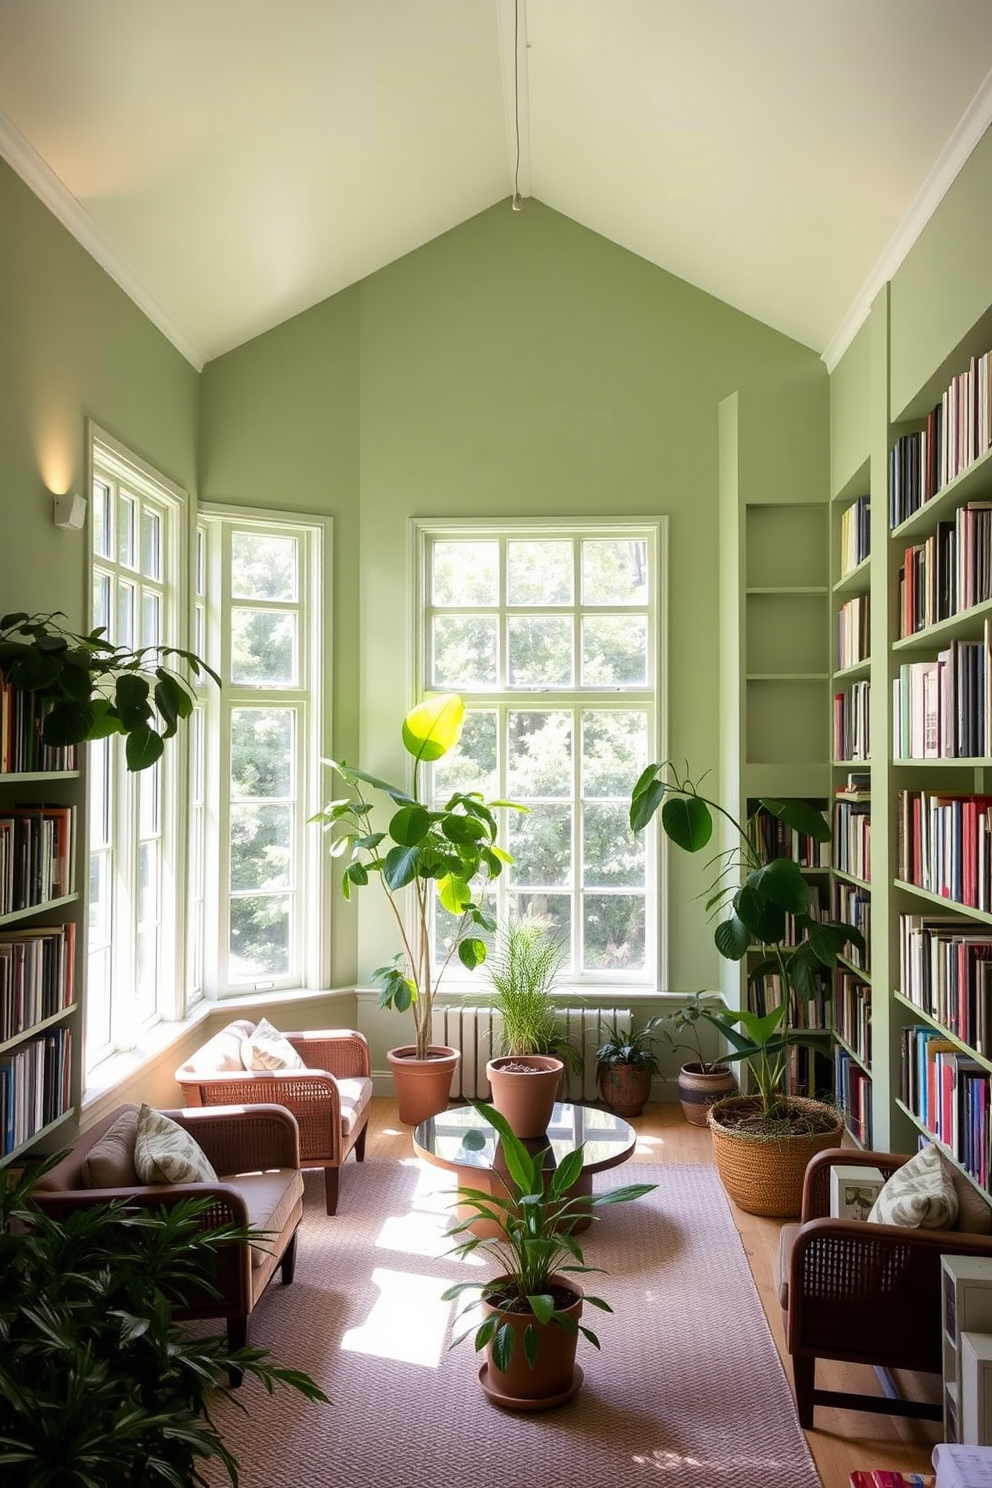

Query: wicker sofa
left=175, top=1019, right=373, bottom=1215
left=32, top=1102, right=304, bottom=1371
left=777, top=1146, right=992, bottom=1426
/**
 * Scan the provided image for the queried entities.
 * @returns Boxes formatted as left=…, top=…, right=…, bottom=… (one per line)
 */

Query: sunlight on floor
left=634, top=1134, right=665, bottom=1154
left=340, top=1266, right=453, bottom=1367
left=374, top=1157, right=488, bottom=1265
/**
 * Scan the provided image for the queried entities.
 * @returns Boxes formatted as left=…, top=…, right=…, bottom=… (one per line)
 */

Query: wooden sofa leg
left=355, top=1124, right=368, bottom=1162
left=324, top=1166, right=340, bottom=1215
left=792, top=1354, right=816, bottom=1429
left=227, top=1315, right=249, bottom=1387
left=280, top=1231, right=299, bottom=1285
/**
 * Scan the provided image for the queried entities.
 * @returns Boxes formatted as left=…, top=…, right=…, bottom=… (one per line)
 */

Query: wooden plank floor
left=365, top=1096, right=942, bottom=1488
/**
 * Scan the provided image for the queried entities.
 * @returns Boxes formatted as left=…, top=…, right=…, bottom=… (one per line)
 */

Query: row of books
left=836, top=1046, right=872, bottom=1148
left=832, top=878, right=872, bottom=973
left=837, top=594, right=870, bottom=670
left=897, top=790, right=992, bottom=910
left=0, top=1024, right=72, bottom=1157
left=0, top=922, right=75, bottom=1043
left=839, top=494, right=870, bottom=576
left=0, top=803, right=76, bottom=915
left=833, top=679, right=870, bottom=761
left=899, top=1023, right=989, bottom=1190
left=898, top=502, right=992, bottom=638
left=0, top=678, right=76, bottom=775
left=898, top=912, right=992, bottom=1055
left=749, top=969, right=830, bottom=1030
left=850, top=1470, right=934, bottom=1487
left=750, top=803, right=829, bottom=868
left=893, top=632, right=992, bottom=759
left=888, top=346, right=992, bottom=528
left=833, top=798, right=871, bottom=883
left=835, top=969, right=871, bottom=1066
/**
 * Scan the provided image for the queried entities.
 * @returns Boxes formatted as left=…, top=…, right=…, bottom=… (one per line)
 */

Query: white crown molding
left=0, top=106, right=205, bottom=371
left=496, top=0, right=531, bottom=204
left=823, top=65, right=992, bottom=373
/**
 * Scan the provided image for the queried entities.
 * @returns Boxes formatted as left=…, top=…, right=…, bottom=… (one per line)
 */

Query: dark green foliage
left=594, top=1013, right=665, bottom=1073
left=0, top=1159, right=327, bottom=1488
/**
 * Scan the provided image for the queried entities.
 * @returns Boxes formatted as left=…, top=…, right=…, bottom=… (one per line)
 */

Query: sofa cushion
left=134, top=1104, right=219, bottom=1185
left=82, top=1107, right=140, bottom=1189
left=338, top=1076, right=374, bottom=1134
left=775, top=1222, right=800, bottom=1310
left=222, top=1167, right=305, bottom=1268
left=868, top=1142, right=958, bottom=1229
left=940, top=1152, right=992, bottom=1234
left=183, top=1019, right=255, bottom=1076
left=242, top=1017, right=306, bottom=1072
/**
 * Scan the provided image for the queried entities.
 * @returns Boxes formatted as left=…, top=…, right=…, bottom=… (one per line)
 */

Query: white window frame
left=197, top=505, right=331, bottom=997
left=85, top=425, right=189, bottom=1070
left=412, top=516, right=667, bottom=993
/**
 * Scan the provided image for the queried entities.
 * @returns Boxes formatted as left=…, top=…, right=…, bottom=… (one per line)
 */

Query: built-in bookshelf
left=0, top=685, right=83, bottom=1165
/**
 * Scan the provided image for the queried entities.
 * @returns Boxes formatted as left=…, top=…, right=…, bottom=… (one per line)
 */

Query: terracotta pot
left=479, top=1274, right=583, bottom=1409
left=597, top=1062, right=653, bottom=1117
left=486, top=1055, right=563, bottom=1138
left=707, top=1094, right=845, bottom=1218
left=387, top=1045, right=460, bottom=1126
left=676, top=1062, right=737, bottom=1126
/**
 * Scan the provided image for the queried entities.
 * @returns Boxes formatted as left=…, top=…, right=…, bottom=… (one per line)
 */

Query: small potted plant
left=594, top=1013, right=666, bottom=1117
left=629, top=762, right=864, bottom=1216
left=314, top=693, right=523, bottom=1126
left=656, top=991, right=737, bottom=1125
left=480, top=916, right=581, bottom=1136
left=442, top=1102, right=655, bottom=1410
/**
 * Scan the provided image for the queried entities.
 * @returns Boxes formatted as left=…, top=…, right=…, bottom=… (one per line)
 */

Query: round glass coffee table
left=413, top=1101, right=637, bottom=1235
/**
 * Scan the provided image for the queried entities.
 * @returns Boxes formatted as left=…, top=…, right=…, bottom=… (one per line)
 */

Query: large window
left=87, top=432, right=188, bottom=1068
left=416, top=520, right=666, bottom=988
left=197, top=508, right=330, bottom=996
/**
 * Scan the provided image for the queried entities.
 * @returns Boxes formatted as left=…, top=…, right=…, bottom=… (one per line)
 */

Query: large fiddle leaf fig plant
left=0, top=611, right=219, bottom=772
left=630, top=761, right=865, bottom=1117
left=314, top=694, right=524, bottom=1061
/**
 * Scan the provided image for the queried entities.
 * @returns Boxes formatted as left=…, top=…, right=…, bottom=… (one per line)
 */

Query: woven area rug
left=207, top=1158, right=822, bottom=1488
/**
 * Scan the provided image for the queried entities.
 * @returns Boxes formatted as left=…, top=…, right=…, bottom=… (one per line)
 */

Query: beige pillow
left=241, top=1017, right=305, bottom=1072
left=134, top=1104, right=218, bottom=1185
left=867, top=1143, right=958, bottom=1230
left=940, top=1152, right=992, bottom=1234
left=82, top=1107, right=140, bottom=1188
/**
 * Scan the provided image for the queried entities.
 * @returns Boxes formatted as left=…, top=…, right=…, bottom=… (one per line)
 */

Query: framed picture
left=829, top=1165, right=885, bottom=1221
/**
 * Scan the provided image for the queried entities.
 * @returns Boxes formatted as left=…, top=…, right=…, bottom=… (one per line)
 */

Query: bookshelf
left=0, top=688, right=84, bottom=1166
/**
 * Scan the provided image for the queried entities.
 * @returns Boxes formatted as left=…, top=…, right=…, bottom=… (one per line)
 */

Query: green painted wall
left=199, top=198, right=827, bottom=999
left=0, top=158, right=199, bottom=625
left=829, top=318, right=871, bottom=497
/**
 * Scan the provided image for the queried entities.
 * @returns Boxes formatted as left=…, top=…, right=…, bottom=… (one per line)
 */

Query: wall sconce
left=53, top=492, right=87, bottom=530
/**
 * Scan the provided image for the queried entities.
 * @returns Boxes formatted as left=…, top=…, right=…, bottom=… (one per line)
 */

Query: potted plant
left=594, top=1013, right=666, bottom=1117
left=0, top=610, right=219, bottom=772
left=441, top=1101, right=655, bottom=1410
left=480, top=916, right=581, bottom=1137
left=655, top=991, right=737, bottom=1125
left=0, top=1160, right=326, bottom=1486
left=629, top=762, right=864, bottom=1216
left=314, top=693, right=523, bottom=1126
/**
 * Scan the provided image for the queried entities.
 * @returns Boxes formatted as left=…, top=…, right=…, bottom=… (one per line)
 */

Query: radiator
left=431, top=1004, right=631, bottom=1102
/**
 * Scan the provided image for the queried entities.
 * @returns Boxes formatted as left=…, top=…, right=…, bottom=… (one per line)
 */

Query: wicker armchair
left=176, top=1020, right=373, bottom=1215
left=32, top=1102, right=304, bottom=1373
left=778, top=1146, right=992, bottom=1427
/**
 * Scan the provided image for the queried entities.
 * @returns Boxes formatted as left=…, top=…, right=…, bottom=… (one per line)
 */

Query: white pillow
left=241, top=1017, right=305, bottom=1072
left=134, top=1104, right=218, bottom=1185
left=867, top=1142, right=958, bottom=1230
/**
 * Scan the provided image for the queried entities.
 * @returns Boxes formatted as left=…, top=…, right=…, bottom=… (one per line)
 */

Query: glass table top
left=413, top=1101, right=636, bottom=1173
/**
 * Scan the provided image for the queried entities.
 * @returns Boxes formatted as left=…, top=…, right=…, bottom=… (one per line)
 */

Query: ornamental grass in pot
left=442, top=1102, right=655, bottom=1410
left=629, top=763, right=864, bottom=1216
left=313, top=693, right=523, bottom=1125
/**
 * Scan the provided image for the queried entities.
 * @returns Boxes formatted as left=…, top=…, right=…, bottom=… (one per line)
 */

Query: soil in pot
left=479, top=1277, right=583, bottom=1409
left=707, top=1094, right=845, bottom=1218
left=486, top=1055, right=563, bottom=1138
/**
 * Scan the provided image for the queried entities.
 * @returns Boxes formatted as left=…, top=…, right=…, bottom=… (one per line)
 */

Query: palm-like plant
left=442, top=1102, right=655, bottom=1371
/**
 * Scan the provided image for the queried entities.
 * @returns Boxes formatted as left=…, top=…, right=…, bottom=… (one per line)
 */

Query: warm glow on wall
left=35, top=419, right=75, bottom=498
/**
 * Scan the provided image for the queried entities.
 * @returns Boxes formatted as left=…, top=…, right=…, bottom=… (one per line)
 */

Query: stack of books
left=932, top=1442, right=992, bottom=1486
left=849, top=1472, right=934, bottom=1487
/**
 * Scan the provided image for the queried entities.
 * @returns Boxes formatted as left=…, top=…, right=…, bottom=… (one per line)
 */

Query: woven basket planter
left=706, top=1095, right=845, bottom=1218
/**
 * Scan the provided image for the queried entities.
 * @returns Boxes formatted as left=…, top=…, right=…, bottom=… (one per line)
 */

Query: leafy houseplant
left=655, top=991, right=737, bottom=1126
left=0, top=1160, right=327, bottom=1487
left=629, top=763, right=863, bottom=1214
left=594, top=1013, right=665, bottom=1117
left=0, top=611, right=219, bottom=772
left=313, top=693, right=522, bottom=1123
left=442, top=1101, right=655, bottom=1408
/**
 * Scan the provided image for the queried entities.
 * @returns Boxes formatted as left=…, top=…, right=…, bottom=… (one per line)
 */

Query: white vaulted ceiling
left=1, top=0, right=991, bottom=370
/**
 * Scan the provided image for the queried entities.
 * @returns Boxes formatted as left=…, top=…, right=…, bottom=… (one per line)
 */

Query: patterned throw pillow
left=867, top=1142, right=959, bottom=1229
left=241, top=1017, right=305, bottom=1072
left=134, top=1104, right=219, bottom=1185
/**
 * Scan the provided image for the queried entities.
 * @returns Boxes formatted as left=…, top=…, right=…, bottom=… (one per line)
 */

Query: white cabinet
left=943, top=1256, right=992, bottom=1443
